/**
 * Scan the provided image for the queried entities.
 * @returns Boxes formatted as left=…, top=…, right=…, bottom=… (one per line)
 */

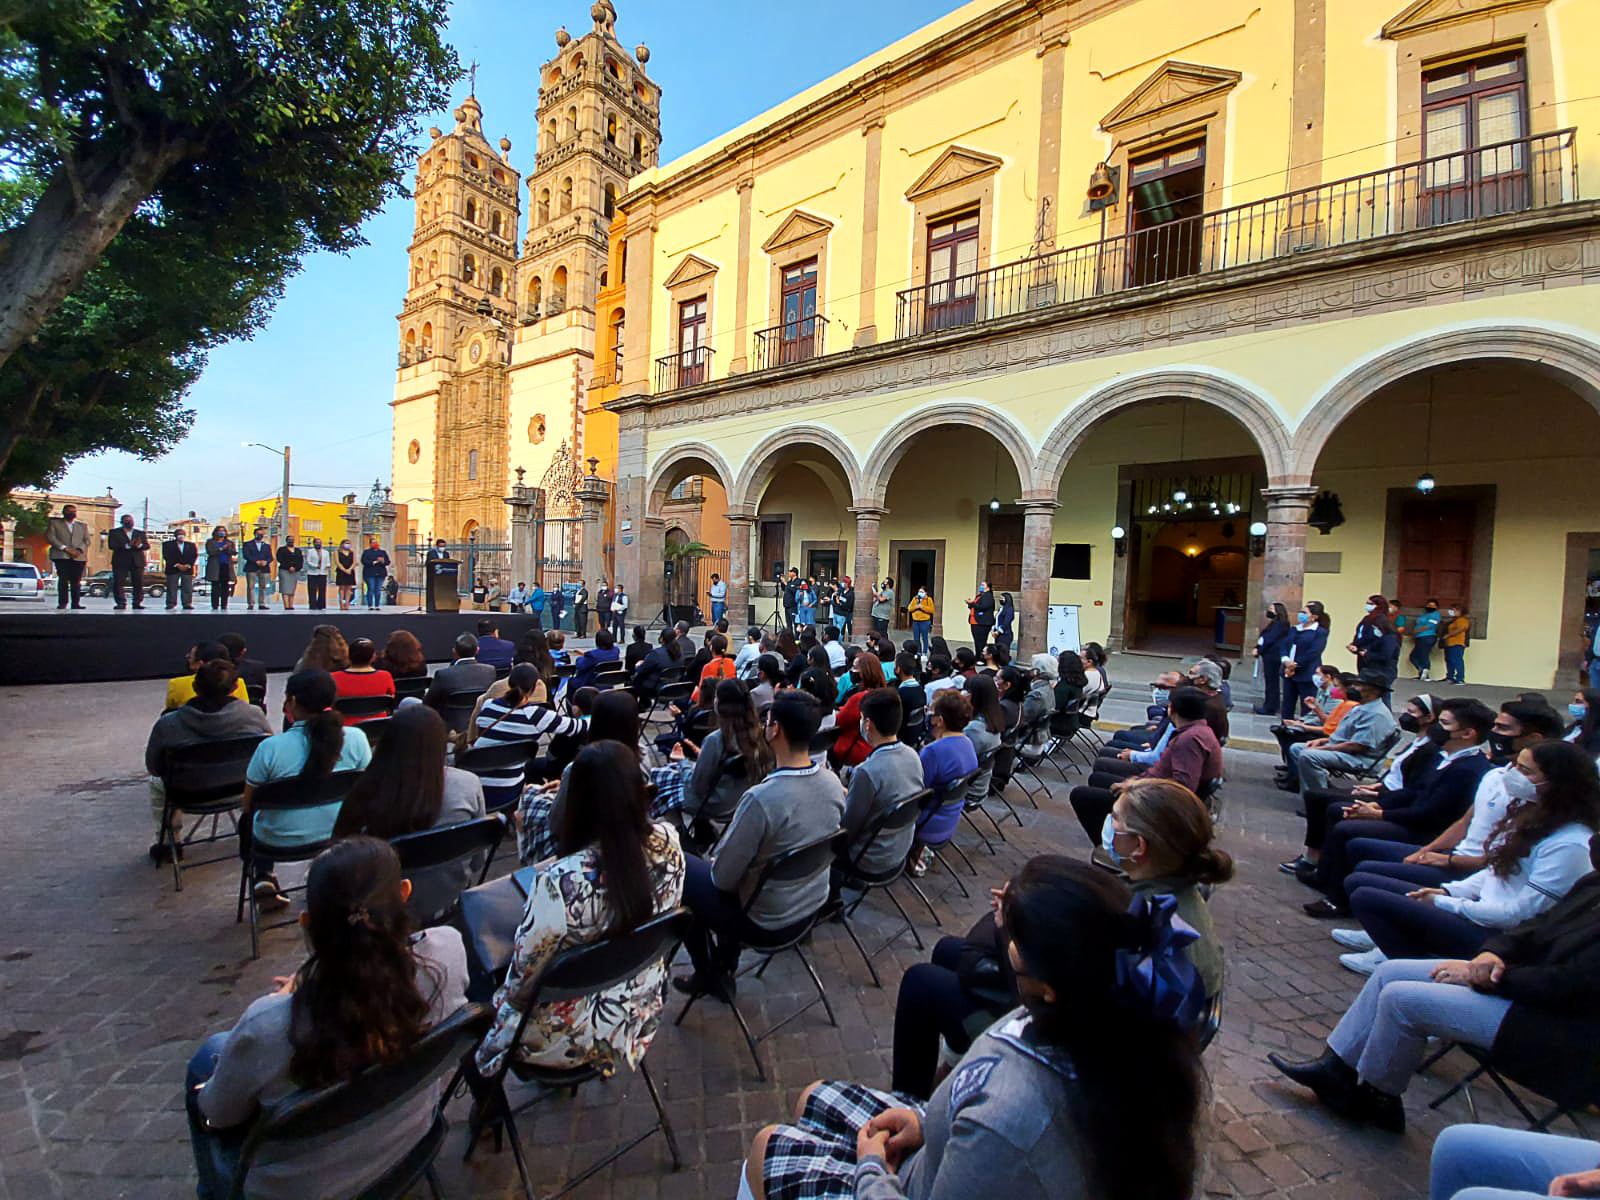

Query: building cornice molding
left=1381, top=0, right=1547, bottom=40
left=1100, top=60, right=1243, bottom=132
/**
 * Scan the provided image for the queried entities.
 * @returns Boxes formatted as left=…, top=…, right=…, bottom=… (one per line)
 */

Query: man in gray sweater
left=836, top=687, right=925, bottom=880
left=674, top=690, right=844, bottom=1001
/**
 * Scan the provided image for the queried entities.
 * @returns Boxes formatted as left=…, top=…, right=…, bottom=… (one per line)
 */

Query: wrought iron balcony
left=655, top=345, right=714, bottom=392
left=753, top=314, right=828, bottom=372
left=895, top=127, right=1578, bottom=339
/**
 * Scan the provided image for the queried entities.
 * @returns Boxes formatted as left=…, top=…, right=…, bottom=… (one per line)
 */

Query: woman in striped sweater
left=470, top=665, right=584, bottom=810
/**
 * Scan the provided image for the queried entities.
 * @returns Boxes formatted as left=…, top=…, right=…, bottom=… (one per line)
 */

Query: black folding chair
left=646, top=680, right=695, bottom=726
left=1197, top=980, right=1224, bottom=1053
left=236, top=770, right=362, bottom=958
left=808, top=728, right=837, bottom=759
left=245, top=681, right=267, bottom=711
left=158, top=735, right=266, bottom=892
left=1326, top=727, right=1404, bottom=783
left=333, top=693, right=395, bottom=721
left=455, top=741, right=534, bottom=810
left=674, top=831, right=843, bottom=1081
left=466, top=910, right=691, bottom=1200
left=834, top=790, right=931, bottom=986
left=901, top=705, right=927, bottom=749
left=961, top=755, right=1009, bottom=852
left=390, top=817, right=506, bottom=926
left=913, top=776, right=977, bottom=910
left=394, top=674, right=431, bottom=703
left=592, top=662, right=628, bottom=690
left=1425, top=1041, right=1600, bottom=1132
left=440, top=688, right=487, bottom=736
left=494, top=665, right=512, bottom=680
left=358, top=716, right=394, bottom=753
left=1009, top=713, right=1055, bottom=804
left=225, top=1003, right=492, bottom=1200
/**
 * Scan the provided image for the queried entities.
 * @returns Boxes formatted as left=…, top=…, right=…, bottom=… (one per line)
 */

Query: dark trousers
left=1315, top=817, right=1417, bottom=904
left=1070, top=784, right=1116, bottom=845
left=112, top=562, right=144, bottom=608
left=1302, top=788, right=1354, bottom=852
left=1410, top=636, right=1436, bottom=676
left=681, top=854, right=809, bottom=979
left=891, top=938, right=1000, bottom=1099
left=1108, top=727, right=1155, bottom=750
left=1282, top=675, right=1316, bottom=720
left=1348, top=874, right=1492, bottom=961
left=1092, top=756, right=1143, bottom=781
left=573, top=604, right=588, bottom=637
left=972, top=624, right=992, bottom=654
left=54, top=559, right=84, bottom=608
left=306, top=575, right=327, bottom=609
left=1259, top=660, right=1282, bottom=713
left=210, top=576, right=232, bottom=610
left=165, top=571, right=195, bottom=609
left=186, top=1033, right=243, bottom=1199
left=873, top=617, right=888, bottom=636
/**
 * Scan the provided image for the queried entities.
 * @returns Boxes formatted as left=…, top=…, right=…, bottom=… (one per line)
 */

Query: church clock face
left=468, top=340, right=483, bottom=364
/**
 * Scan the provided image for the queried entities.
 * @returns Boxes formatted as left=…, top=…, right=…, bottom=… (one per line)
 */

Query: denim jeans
left=1429, top=1123, right=1600, bottom=1200
left=363, top=577, right=383, bottom=608
left=710, top=601, right=726, bottom=625
left=1588, top=657, right=1600, bottom=690
left=1410, top=635, right=1437, bottom=675
left=1445, top=644, right=1466, bottom=682
left=912, top=620, right=932, bottom=656
left=187, top=1032, right=245, bottom=1199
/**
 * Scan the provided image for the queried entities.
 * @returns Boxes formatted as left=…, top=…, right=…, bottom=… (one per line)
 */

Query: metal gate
left=397, top=537, right=512, bottom=595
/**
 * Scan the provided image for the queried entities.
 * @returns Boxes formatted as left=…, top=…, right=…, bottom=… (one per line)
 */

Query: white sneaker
left=1339, top=947, right=1387, bottom=976
left=1419, top=670, right=1430, bottom=681
left=1331, top=927, right=1375, bottom=951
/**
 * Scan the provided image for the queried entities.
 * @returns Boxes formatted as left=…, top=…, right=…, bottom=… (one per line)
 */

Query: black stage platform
left=0, top=609, right=552, bottom=685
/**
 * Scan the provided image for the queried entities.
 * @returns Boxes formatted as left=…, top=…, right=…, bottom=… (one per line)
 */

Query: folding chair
left=834, top=791, right=931, bottom=986
left=961, top=756, right=1008, bottom=852
left=674, top=832, right=843, bottom=1081
left=466, top=910, right=691, bottom=1200
left=1326, top=727, right=1404, bottom=783
left=901, top=705, right=927, bottom=749
left=808, top=728, right=837, bottom=759
left=333, top=693, right=395, bottom=721
left=494, top=665, right=512, bottom=680
left=390, top=817, right=506, bottom=926
left=158, top=735, right=266, bottom=892
left=1006, top=714, right=1054, bottom=806
left=912, top=777, right=977, bottom=909
left=593, top=662, right=628, bottom=690
left=646, top=680, right=695, bottom=727
left=440, top=688, right=487, bottom=736
left=1197, top=974, right=1224, bottom=1052
left=225, top=1003, right=492, bottom=1200
left=358, top=716, right=394, bottom=753
left=1425, top=1042, right=1599, bottom=1133
left=236, top=770, right=363, bottom=958
left=245, top=681, right=267, bottom=711
left=394, top=674, right=431, bottom=703
left=1072, top=684, right=1112, bottom=758
left=1042, top=708, right=1093, bottom=777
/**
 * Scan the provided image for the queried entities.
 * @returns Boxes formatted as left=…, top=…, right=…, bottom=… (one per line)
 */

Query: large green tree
left=0, top=0, right=458, bottom=491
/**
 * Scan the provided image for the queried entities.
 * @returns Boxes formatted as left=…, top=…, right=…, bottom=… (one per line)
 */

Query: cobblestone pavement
left=0, top=672, right=1572, bottom=1199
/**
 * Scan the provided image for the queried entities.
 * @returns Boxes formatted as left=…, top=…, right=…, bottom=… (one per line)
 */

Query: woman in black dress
left=204, top=526, right=236, bottom=610
left=334, top=539, right=357, bottom=611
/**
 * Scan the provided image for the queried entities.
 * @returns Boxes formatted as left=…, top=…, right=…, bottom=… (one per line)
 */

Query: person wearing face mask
left=162, top=527, right=198, bottom=610
left=302, top=537, right=329, bottom=610
left=994, top=591, right=1016, bottom=653
left=908, top=587, right=935, bottom=657
left=333, top=539, right=357, bottom=611
left=1252, top=603, right=1293, bottom=714
left=1565, top=689, right=1600, bottom=758
left=1408, top=597, right=1442, bottom=680
left=1284, top=669, right=1398, bottom=796
left=1287, top=697, right=1491, bottom=921
left=1269, top=824, right=1600, bottom=1135
left=1441, top=602, right=1471, bottom=684
left=204, top=525, right=237, bottom=611
left=1280, top=600, right=1331, bottom=720
left=871, top=578, right=895, bottom=638
left=966, top=581, right=995, bottom=655
left=241, top=527, right=273, bottom=610
left=1337, top=740, right=1600, bottom=974
left=834, top=687, right=925, bottom=887
left=1271, top=668, right=1356, bottom=786
left=1346, top=594, right=1400, bottom=702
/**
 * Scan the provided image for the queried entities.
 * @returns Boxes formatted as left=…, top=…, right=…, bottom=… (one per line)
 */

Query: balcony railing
left=656, top=345, right=714, bottom=392
left=895, top=127, right=1578, bottom=339
left=753, top=314, right=828, bottom=372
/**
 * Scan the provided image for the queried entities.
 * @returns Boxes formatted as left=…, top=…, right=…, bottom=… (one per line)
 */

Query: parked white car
left=0, top=562, right=46, bottom=600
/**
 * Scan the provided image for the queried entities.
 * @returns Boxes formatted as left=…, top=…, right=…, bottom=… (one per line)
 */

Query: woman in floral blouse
left=477, top=741, right=685, bottom=1079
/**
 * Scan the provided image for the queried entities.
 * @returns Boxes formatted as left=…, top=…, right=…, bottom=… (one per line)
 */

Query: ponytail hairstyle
left=714, top=678, right=773, bottom=782
left=1307, top=599, right=1330, bottom=630
left=551, top=742, right=656, bottom=935
left=285, top=669, right=344, bottom=779
left=1002, top=856, right=1203, bottom=1200
left=288, top=837, right=435, bottom=1088
left=1116, top=778, right=1235, bottom=886
left=501, top=664, right=543, bottom=710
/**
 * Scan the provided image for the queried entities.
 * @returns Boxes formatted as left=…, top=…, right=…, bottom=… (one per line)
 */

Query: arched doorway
left=642, top=442, right=737, bottom=621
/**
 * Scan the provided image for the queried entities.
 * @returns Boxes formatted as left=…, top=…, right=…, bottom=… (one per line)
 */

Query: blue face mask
left=1101, top=815, right=1124, bottom=866
left=1570, top=702, right=1588, bottom=721
left=1297, top=611, right=1311, bottom=626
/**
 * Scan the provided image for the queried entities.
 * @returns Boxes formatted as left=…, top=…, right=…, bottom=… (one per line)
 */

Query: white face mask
left=1363, top=603, right=1376, bottom=613
left=1502, top=767, right=1538, bottom=804
left=1447, top=609, right=1458, bottom=617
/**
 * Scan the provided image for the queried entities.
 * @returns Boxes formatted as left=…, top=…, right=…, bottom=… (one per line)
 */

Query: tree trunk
left=0, top=380, right=51, bottom=499
left=0, top=136, right=188, bottom=382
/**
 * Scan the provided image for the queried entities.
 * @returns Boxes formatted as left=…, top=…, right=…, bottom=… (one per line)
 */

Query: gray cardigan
left=710, top=762, right=844, bottom=928
left=841, top=741, right=924, bottom=875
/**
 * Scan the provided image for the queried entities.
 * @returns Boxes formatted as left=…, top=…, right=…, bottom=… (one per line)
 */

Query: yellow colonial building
left=608, top=0, right=1600, bottom=688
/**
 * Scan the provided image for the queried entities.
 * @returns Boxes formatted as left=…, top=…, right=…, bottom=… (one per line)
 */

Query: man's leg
left=1429, top=1124, right=1600, bottom=1200
left=892, top=957, right=982, bottom=1099
left=131, top=568, right=144, bottom=608
left=112, top=564, right=128, bottom=608
left=1352, top=970, right=1512, bottom=1097
left=1069, top=785, right=1116, bottom=845
left=680, top=854, right=743, bottom=986
left=166, top=574, right=180, bottom=610
left=1297, top=748, right=1364, bottom=794
left=1316, top=819, right=1417, bottom=901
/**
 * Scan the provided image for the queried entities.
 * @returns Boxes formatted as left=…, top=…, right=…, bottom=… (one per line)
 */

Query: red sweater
left=333, top=669, right=395, bottom=724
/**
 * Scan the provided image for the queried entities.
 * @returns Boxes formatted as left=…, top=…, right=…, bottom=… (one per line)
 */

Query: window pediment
left=761, top=209, right=833, bottom=255
left=1382, top=0, right=1545, bottom=39
left=662, top=253, right=718, bottom=289
left=904, top=145, right=1004, bottom=202
left=1100, top=61, right=1242, bottom=133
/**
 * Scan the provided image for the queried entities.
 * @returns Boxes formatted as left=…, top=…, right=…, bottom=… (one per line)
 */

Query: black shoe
left=1277, top=778, right=1301, bottom=794
left=1303, top=898, right=1347, bottom=918
left=1294, top=860, right=1321, bottom=887
left=1278, top=855, right=1310, bottom=876
left=671, top=971, right=736, bottom=1004
left=1268, top=1049, right=1363, bottom=1119
left=148, top=840, right=179, bottom=866
left=1358, top=1084, right=1406, bottom=1133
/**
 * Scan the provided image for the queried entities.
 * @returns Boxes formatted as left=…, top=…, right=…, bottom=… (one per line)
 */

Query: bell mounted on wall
left=1307, top=490, right=1345, bottom=536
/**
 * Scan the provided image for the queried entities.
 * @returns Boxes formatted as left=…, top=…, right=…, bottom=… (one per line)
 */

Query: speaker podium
left=425, top=559, right=461, bottom=614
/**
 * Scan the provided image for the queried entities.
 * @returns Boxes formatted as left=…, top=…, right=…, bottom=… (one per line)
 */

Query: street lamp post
left=243, top=443, right=292, bottom=540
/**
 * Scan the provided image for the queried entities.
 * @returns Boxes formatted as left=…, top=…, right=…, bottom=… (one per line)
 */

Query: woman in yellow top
left=1442, top=602, right=1471, bottom=685
left=908, top=588, right=935, bottom=658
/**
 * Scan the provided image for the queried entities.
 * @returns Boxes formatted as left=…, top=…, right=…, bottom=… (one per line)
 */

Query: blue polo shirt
left=246, top=722, right=371, bottom=844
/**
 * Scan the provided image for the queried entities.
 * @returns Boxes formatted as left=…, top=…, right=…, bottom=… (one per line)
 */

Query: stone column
left=504, top=470, right=542, bottom=594
left=574, top=469, right=610, bottom=593
left=1260, top=484, right=1319, bottom=617
left=0, top=518, right=13, bottom=563
left=638, top=516, right=666, bottom=625
left=341, top=493, right=363, bottom=550
left=1018, top=499, right=1059, bottom=658
left=726, top=513, right=757, bottom=630
left=849, top=506, right=887, bottom=632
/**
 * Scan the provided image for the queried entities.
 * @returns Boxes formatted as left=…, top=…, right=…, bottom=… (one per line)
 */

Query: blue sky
left=55, top=0, right=959, bottom=524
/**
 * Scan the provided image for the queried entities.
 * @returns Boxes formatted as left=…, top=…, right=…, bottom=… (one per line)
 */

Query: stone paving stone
left=0, top=673, right=1583, bottom=1197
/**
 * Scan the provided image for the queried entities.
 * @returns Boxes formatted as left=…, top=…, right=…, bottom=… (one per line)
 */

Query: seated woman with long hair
left=294, top=624, right=349, bottom=673
left=651, top=679, right=774, bottom=828
left=374, top=629, right=427, bottom=679
left=516, top=688, right=641, bottom=864
left=470, top=665, right=584, bottom=810
left=830, top=652, right=888, bottom=768
left=475, top=741, right=685, bottom=1080
left=186, top=837, right=467, bottom=1200
left=742, top=856, right=1205, bottom=1200
left=335, top=704, right=486, bottom=922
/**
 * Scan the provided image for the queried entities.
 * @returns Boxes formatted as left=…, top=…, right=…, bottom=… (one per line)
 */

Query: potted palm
left=662, top=538, right=711, bottom=625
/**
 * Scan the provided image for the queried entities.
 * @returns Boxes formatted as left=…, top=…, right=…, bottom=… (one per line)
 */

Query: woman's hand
left=272, top=973, right=298, bottom=995
left=1405, top=849, right=1451, bottom=868
left=1429, top=960, right=1474, bottom=986
left=1548, top=1167, right=1600, bottom=1196
left=669, top=741, right=685, bottom=762
left=859, top=1108, right=923, bottom=1170
left=1344, top=801, right=1384, bottom=821
left=989, top=883, right=1008, bottom=930
left=1407, top=887, right=1446, bottom=906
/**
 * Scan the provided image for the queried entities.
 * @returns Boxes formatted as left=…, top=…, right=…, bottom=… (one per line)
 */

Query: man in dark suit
left=572, top=579, right=590, bottom=637
left=161, top=529, right=199, bottom=610
left=240, top=528, right=273, bottom=610
left=424, top=633, right=497, bottom=710
left=475, top=618, right=515, bottom=670
left=425, top=538, right=450, bottom=562
left=108, top=514, right=150, bottom=610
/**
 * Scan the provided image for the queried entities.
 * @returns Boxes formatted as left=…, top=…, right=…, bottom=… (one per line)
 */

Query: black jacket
left=633, top=644, right=675, bottom=696
left=275, top=545, right=304, bottom=571
left=162, top=539, right=198, bottom=573
left=1379, top=749, right=1492, bottom=836
left=108, top=527, right=148, bottom=568
left=1484, top=870, right=1600, bottom=1105
left=233, top=656, right=268, bottom=708
left=969, top=590, right=995, bottom=626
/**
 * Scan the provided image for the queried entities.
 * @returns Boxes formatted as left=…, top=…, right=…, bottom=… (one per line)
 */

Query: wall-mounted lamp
left=988, top=496, right=1002, bottom=512
left=1416, top=471, right=1436, bottom=495
left=1248, top=520, right=1268, bottom=557
left=1111, top=524, right=1127, bottom=557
